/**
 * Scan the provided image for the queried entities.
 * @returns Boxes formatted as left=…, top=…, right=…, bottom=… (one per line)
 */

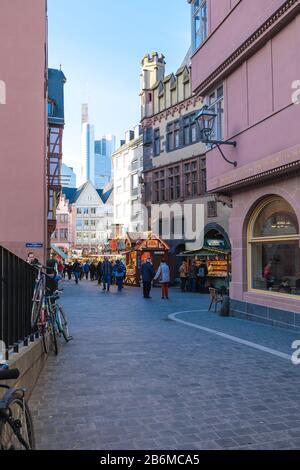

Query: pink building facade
left=190, top=0, right=300, bottom=328
left=0, top=0, right=48, bottom=262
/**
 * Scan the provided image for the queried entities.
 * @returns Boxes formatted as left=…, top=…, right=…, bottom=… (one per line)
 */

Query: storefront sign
left=147, top=240, right=159, bottom=248
left=25, top=243, right=43, bottom=249
left=206, top=239, right=225, bottom=247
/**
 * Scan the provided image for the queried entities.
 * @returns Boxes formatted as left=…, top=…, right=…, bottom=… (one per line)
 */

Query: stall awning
left=51, top=244, right=67, bottom=260
left=177, top=246, right=230, bottom=257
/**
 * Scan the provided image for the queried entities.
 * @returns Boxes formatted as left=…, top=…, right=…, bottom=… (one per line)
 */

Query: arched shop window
left=248, top=196, right=300, bottom=296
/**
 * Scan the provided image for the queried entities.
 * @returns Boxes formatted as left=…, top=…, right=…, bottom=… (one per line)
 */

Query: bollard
left=220, top=295, right=230, bottom=317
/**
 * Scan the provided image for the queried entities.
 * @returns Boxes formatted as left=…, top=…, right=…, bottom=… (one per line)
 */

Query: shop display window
left=248, top=197, right=300, bottom=296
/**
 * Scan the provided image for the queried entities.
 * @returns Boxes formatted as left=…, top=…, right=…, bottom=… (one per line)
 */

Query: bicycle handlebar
left=0, top=368, right=20, bottom=381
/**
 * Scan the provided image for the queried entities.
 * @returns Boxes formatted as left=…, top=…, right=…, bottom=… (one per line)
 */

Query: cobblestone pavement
left=30, top=280, right=300, bottom=450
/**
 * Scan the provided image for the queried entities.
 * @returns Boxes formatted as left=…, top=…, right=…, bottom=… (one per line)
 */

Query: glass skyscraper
left=94, top=134, right=116, bottom=189
left=80, top=104, right=115, bottom=188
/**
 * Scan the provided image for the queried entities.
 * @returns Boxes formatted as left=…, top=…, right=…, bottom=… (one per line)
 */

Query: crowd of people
left=53, top=256, right=172, bottom=300
left=61, top=258, right=126, bottom=292
left=178, top=260, right=208, bottom=293
left=28, top=251, right=208, bottom=300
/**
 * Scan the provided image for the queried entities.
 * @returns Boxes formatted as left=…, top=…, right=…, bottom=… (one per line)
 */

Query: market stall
left=177, top=246, right=231, bottom=292
left=125, top=233, right=170, bottom=286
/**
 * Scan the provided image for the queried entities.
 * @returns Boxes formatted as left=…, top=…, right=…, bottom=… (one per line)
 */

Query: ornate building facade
left=141, top=52, right=231, bottom=274
left=189, top=0, right=300, bottom=328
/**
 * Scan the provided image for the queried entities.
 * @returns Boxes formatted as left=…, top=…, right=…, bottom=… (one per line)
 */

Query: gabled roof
left=62, top=182, right=90, bottom=204
left=62, top=187, right=78, bottom=204
left=62, top=181, right=113, bottom=205
left=101, top=187, right=113, bottom=203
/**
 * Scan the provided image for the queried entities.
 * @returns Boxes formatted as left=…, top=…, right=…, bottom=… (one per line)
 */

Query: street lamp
left=195, top=105, right=237, bottom=167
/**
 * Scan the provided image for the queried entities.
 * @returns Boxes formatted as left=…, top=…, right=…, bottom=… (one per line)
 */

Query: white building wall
left=113, top=135, right=143, bottom=236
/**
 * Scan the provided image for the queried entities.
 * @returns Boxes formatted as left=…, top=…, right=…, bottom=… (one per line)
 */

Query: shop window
left=248, top=196, right=300, bottom=296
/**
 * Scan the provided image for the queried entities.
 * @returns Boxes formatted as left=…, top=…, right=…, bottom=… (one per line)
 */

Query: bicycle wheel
left=57, top=305, right=71, bottom=342
left=49, top=313, right=58, bottom=356
left=0, top=393, right=35, bottom=450
left=31, top=276, right=45, bottom=328
left=40, top=324, right=49, bottom=355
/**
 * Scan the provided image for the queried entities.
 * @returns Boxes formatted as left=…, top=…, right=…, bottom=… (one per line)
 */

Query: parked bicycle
left=0, top=366, right=35, bottom=450
left=31, top=265, right=73, bottom=355
left=42, top=288, right=72, bottom=355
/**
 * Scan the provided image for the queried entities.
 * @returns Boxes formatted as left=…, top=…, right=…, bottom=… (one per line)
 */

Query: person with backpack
left=198, top=261, right=208, bottom=292
left=83, top=261, right=90, bottom=280
left=102, top=257, right=113, bottom=292
left=154, top=259, right=171, bottom=300
left=112, top=259, right=126, bottom=292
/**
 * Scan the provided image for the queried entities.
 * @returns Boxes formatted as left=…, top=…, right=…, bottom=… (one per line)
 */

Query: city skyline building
left=61, top=163, right=77, bottom=188
left=80, top=102, right=95, bottom=186
left=80, top=103, right=115, bottom=189
left=94, top=134, right=116, bottom=189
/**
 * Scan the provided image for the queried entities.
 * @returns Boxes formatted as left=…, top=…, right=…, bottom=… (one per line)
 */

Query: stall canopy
left=177, top=246, right=230, bottom=257
left=51, top=244, right=67, bottom=260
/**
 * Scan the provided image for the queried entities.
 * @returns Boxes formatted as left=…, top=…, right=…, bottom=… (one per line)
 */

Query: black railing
left=0, top=245, right=37, bottom=360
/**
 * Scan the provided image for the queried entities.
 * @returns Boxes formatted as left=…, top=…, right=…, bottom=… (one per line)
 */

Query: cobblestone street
left=30, top=280, right=300, bottom=450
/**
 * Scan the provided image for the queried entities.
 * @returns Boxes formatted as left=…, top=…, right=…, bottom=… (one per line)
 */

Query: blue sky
left=48, top=0, right=191, bottom=177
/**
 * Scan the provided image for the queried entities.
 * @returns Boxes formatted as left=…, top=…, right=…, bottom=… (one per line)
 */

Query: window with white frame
left=132, top=173, right=138, bottom=189
left=193, top=0, right=208, bottom=50
left=207, top=84, right=224, bottom=141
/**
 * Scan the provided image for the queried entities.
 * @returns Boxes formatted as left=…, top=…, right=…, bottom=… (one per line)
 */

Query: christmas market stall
left=125, top=233, right=170, bottom=286
left=177, top=246, right=231, bottom=292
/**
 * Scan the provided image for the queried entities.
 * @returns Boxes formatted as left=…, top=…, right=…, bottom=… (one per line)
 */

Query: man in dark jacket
left=102, top=257, right=113, bottom=292
left=90, top=262, right=96, bottom=281
left=96, top=261, right=102, bottom=285
left=141, top=258, right=155, bottom=299
left=72, top=260, right=81, bottom=285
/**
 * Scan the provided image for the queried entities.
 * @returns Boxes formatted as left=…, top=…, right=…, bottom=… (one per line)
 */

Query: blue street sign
left=25, top=243, right=44, bottom=249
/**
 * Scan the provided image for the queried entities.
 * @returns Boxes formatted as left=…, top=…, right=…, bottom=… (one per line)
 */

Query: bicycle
left=31, top=266, right=73, bottom=355
left=42, top=289, right=73, bottom=356
left=0, top=366, right=35, bottom=450
left=31, top=264, right=45, bottom=329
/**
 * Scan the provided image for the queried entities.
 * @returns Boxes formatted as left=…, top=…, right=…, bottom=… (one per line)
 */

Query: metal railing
left=0, top=245, right=37, bottom=360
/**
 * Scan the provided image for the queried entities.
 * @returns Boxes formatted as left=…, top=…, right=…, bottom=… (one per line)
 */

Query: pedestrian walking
left=96, top=260, right=102, bottom=285
left=90, top=262, right=96, bottom=281
left=141, top=257, right=155, bottom=299
left=154, top=259, right=170, bottom=300
left=83, top=261, right=90, bottom=280
left=57, top=261, right=64, bottom=278
left=188, top=261, right=198, bottom=293
left=72, top=260, right=81, bottom=285
left=197, top=261, right=208, bottom=292
left=112, top=259, right=126, bottom=292
left=63, top=264, right=68, bottom=279
left=67, top=263, right=73, bottom=281
left=102, top=257, right=112, bottom=292
left=179, top=260, right=188, bottom=292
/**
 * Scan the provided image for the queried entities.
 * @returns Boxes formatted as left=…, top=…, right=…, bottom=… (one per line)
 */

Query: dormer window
left=48, top=99, right=54, bottom=116
left=193, top=0, right=208, bottom=51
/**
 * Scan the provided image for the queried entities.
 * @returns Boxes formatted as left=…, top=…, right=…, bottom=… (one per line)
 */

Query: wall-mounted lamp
left=195, top=105, right=237, bottom=167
